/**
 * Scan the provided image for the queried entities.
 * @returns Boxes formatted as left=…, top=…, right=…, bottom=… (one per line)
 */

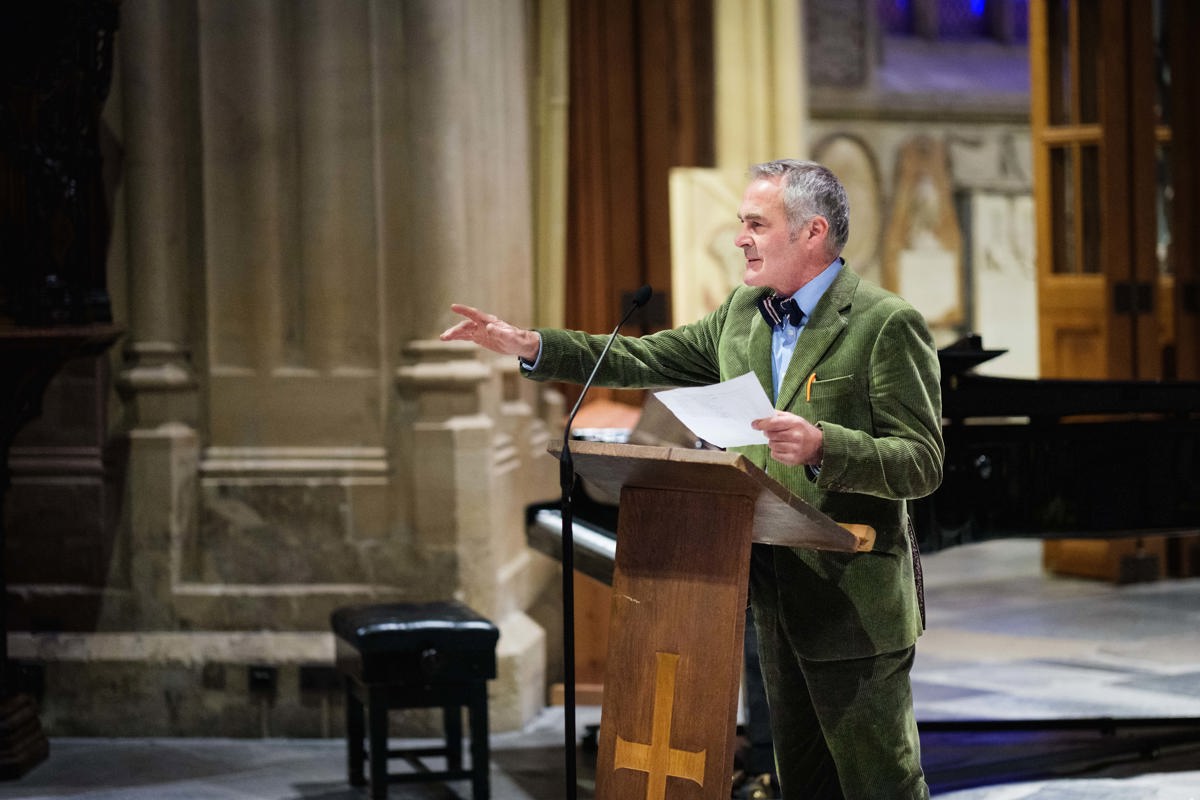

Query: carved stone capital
left=116, top=341, right=198, bottom=429
left=395, top=339, right=496, bottom=421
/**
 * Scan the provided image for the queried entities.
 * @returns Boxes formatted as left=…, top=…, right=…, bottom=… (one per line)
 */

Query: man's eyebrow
left=738, top=211, right=764, bottom=222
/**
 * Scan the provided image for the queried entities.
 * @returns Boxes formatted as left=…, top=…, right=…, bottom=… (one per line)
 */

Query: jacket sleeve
left=526, top=301, right=729, bottom=389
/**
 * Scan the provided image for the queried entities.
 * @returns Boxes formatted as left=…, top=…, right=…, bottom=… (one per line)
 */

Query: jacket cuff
left=810, top=421, right=851, bottom=491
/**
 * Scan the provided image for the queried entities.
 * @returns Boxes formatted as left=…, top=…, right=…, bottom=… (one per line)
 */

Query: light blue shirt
left=769, top=258, right=843, bottom=401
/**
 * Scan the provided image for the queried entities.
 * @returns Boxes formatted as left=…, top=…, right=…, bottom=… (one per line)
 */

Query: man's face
left=735, top=177, right=813, bottom=296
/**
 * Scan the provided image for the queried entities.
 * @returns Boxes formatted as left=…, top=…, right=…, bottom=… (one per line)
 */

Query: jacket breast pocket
left=807, top=374, right=856, bottom=400
left=803, top=373, right=867, bottom=429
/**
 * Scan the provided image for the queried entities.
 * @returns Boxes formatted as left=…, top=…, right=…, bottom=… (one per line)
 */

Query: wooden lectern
left=561, top=440, right=872, bottom=800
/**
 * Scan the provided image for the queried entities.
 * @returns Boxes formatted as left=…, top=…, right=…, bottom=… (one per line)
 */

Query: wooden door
left=1031, top=0, right=1199, bottom=578
left=1032, top=0, right=1197, bottom=381
left=1166, top=0, right=1200, bottom=380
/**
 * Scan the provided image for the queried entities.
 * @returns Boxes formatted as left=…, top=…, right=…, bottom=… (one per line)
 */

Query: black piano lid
left=939, top=333, right=1008, bottom=377
left=939, top=334, right=1200, bottom=420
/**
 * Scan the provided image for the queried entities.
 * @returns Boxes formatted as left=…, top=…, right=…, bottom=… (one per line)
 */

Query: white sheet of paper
left=653, top=372, right=775, bottom=448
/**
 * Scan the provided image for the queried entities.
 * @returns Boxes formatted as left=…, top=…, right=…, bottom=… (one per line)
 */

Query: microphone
left=558, top=284, right=651, bottom=800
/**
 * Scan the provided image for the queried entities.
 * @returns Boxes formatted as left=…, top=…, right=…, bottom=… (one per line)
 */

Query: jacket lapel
left=775, top=268, right=858, bottom=409
left=749, top=293, right=776, bottom=401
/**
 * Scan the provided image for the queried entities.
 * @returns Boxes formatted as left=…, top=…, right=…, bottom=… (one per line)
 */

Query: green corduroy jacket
left=528, top=266, right=944, bottom=660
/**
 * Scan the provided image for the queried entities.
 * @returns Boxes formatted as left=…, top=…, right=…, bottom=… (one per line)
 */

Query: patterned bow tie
left=757, top=293, right=805, bottom=327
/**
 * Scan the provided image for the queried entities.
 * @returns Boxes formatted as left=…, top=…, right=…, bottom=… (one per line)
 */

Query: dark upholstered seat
left=332, top=601, right=499, bottom=799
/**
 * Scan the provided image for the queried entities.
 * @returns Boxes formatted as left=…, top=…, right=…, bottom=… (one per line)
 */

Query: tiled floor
left=913, top=539, right=1200, bottom=799
left=2, top=539, right=1199, bottom=799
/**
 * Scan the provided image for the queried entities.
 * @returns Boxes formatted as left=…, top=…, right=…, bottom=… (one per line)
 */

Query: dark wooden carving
left=1, top=0, right=119, bottom=327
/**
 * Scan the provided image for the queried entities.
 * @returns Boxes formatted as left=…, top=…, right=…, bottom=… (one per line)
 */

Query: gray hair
left=749, top=159, right=850, bottom=256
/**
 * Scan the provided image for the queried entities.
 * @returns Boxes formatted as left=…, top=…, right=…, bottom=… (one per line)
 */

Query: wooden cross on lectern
left=613, top=651, right=707, bottom=800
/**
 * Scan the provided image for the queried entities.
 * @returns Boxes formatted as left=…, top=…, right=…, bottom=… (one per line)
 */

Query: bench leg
left=367, top=686, right=390, bottom=800
left=344, top=680, right=365, bottom=787
left=468, top=683, right=490, bottom=800
left=444, top=704, right=463, bottom=771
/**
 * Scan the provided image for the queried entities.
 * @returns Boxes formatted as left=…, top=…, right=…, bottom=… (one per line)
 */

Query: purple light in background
left=879, top=0, right=912, bottom=35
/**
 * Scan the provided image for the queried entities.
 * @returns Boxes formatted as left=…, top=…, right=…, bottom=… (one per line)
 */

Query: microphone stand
left=559, top=286, right=651, bottom=800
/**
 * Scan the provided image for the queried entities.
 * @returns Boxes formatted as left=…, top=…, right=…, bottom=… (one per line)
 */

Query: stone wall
left=808, top=118, right=1037, bottom=376
left=6, top=0, right=561, bottom=736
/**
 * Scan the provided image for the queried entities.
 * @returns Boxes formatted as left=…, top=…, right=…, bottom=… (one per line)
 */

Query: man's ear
left=807, top=215, right=829, bottom=243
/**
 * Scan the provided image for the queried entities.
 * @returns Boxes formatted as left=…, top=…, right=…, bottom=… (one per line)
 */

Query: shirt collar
left=783, top=257, right=843, bottom=323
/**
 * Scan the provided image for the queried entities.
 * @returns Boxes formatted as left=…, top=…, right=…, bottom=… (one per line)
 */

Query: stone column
left=197, top=0, right=290, bottom=374
left=534, top=0, right=570, bottom=329
left=117, top=0, right=199, bottom=421
left=294, top=0, right=377, bottom=371
left=113, top=0, right=201, bottom=628
left=714, top=0, right=808, bottom=166
left=393, top=0, right=556, bottom=729
left=398, top=0, right=535, bottom=332
left=397, top=1, right=471, bottom=339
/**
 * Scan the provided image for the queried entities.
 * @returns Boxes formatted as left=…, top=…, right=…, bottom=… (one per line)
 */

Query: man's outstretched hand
left=440, top=304, right=541, bottom=363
